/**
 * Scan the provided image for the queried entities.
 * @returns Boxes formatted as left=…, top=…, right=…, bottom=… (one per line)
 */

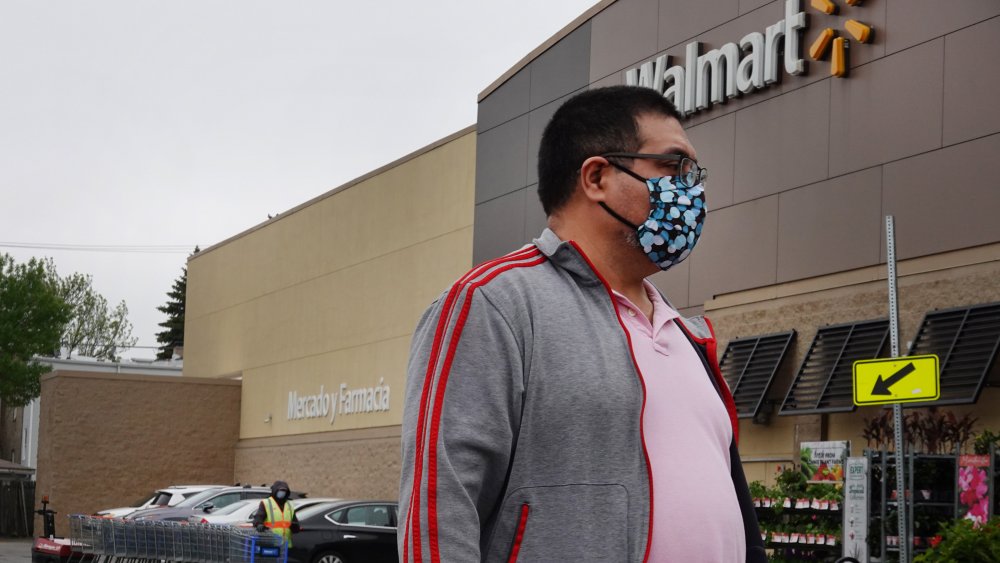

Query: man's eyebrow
left=651, top=147, right=694, bottom=161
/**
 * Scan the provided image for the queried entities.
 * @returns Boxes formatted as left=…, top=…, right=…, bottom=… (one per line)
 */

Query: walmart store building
left=184, top=0, right=1000, bottom=500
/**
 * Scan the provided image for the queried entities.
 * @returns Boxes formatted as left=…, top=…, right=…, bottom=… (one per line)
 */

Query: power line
left=0, top=242, right=197, bottom=254
left=61, top=342, right=169, bottom=349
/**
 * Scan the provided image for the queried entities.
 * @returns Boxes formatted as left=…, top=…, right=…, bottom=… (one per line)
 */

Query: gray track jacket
left=398, top=229, right=766, bottom=562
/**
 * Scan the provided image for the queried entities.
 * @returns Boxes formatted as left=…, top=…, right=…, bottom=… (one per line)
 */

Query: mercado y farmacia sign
left=625, top=0, right=873, bottom=117
left=287, top=379, right=391, bottom=425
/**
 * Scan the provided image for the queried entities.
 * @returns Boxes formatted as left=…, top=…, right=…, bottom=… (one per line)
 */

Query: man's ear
left=578, top=156, right=612, bottom=204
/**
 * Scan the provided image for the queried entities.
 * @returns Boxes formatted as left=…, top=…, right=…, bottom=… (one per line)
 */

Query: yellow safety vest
left=263, top=498, right=295, bottom=547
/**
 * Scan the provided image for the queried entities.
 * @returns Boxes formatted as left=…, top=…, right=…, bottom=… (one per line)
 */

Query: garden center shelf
left=866, top=450, right=959, bottom=563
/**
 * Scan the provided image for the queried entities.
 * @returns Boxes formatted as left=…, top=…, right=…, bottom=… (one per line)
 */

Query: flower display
left=958, top=465, right=989, bottom=525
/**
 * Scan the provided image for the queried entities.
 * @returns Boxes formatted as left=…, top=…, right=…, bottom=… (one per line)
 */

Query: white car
left=189, top=498, right=262, bottom=525
left=97, top=485, right=225, bottom=518
left=189, top=497, right=343, bottom=526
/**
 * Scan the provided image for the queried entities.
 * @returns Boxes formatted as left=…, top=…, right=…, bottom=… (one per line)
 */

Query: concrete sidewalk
left=0, top=538, right=33, bottom=563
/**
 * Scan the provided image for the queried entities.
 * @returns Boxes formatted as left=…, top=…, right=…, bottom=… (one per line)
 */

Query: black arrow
left=871, top=362, right=916, bottom=395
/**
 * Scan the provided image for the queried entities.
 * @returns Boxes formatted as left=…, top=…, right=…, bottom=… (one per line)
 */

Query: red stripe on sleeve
left=425, top=254, right=546, bottom=563
left=404, top=246, right=540, bottom=562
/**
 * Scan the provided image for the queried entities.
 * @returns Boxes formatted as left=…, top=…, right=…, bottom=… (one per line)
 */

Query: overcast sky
left=0, top=0, right=598, bottom=360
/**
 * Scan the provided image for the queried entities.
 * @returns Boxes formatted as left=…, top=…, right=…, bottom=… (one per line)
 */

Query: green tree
left=155, top=263, right=190, bottom=360
left=59, top=273, right=137, bottom=361
left=0, top=254, right=72, bottom=406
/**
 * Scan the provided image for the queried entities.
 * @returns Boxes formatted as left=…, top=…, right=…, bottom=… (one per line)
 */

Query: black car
left=289, top=500, right=398, bottom=563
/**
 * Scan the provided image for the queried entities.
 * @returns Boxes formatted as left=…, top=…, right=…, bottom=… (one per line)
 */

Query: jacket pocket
left=487, top=484, right=630, bottom=562
left=506, top=503, right=530, bottom=563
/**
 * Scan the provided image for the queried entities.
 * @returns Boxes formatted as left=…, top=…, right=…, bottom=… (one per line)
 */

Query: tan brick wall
left=234, top=427, right=401, bottom=500
left=35, top=371, right=241, bottom=531
left=707, top=255, right=1000, bottom=486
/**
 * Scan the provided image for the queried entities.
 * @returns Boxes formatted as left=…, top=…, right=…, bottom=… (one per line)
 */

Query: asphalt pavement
left=0, top=538, right=33, bottom=563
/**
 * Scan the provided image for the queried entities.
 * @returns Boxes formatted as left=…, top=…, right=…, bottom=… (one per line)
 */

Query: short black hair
left=537, top=85, right=682, bottom=215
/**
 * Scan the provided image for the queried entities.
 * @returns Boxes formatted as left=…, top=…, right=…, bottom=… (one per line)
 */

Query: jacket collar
left=532, top=228, right=713, bottom=341
left=532, top=228, right=604, bottom=286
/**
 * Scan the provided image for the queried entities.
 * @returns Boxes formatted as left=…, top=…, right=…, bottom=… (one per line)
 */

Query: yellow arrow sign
left=853, top=355, right=940, bottom=406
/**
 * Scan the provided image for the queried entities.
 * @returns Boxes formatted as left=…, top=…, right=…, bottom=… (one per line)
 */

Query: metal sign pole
left=886, top=215, right=908, bottom=562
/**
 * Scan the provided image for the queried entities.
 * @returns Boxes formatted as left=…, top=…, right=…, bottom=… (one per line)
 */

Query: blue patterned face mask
left=599, top=175, right=707, bottom=271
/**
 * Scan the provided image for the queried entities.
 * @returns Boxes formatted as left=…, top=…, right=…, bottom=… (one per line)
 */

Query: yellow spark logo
left=808, top=0, right=873, bottom=77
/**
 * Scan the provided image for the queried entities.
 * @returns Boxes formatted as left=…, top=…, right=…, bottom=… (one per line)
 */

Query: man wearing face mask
left=252, top=480, right=300, bottom=546
left=398, top=86, right=765, bottom=562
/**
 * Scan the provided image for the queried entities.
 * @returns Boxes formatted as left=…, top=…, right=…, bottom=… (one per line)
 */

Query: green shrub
left=914, top=518, right=1000, bottom=563
left=973, top=429, right=1000, bottom=455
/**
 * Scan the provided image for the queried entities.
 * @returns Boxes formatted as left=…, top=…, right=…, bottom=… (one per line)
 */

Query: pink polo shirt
left=613, top=282, right=745, bottom=562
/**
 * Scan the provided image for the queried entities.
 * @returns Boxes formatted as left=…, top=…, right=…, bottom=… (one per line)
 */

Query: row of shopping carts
left=66, top=514, right=288, bottom=563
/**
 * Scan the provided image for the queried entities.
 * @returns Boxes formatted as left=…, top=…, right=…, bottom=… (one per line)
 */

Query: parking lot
left=0, top=538, right=32, bottom=563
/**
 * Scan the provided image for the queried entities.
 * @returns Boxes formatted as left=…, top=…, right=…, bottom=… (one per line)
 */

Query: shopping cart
left=65, top=515, right=287, bottom=563
left=228, top=527, right=288, bottom=563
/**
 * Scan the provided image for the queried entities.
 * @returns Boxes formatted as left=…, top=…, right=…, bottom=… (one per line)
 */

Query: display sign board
left=853, top=355, right=940, bottom=406
left=843, top=457, right=869, bottom=562
left=958, top=454, right=991, bottom=525
left=800, top=440, right=849, bottom=483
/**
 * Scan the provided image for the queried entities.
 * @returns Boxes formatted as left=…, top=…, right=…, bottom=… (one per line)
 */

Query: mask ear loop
left=599, top=159, right=654, bottom=230
left=599, top=202, right=640, bottom=230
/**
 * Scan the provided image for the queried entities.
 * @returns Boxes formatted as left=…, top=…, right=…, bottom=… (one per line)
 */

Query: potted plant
left=914, top=517, right=1000, bottom=562
left=973, top=428, right=1000, bottom=455
left=749, top=480, right=766, bottom=507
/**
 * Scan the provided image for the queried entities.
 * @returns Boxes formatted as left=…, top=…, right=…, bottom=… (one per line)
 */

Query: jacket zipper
left=507, top=503, right=530, bottom=563
left=567, top=241, right=655, bottom=563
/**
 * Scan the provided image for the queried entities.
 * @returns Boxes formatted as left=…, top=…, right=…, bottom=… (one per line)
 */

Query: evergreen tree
left=155, top=247, right=198, bottom=360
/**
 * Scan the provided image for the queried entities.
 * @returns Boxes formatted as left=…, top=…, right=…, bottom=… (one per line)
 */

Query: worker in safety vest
left=252, top=480, right=300, bottom=546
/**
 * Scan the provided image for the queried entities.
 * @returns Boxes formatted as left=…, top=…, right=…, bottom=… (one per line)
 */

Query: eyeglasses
left=602, top=152, right=708, bottom=189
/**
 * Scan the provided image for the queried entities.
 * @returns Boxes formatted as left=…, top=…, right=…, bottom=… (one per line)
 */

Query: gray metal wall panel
left=882, top=133, right=1000, bottom=261
left=739, top=0, right=773, bottom=15
left=591, top=72, right=624, bottom=89
left=733, top=80, right=830, bottom=203
left=688, top=196, right=780, bottom=304
left=529, top=23, right=592, bottom=110
left=686, top=113, right=736, bottom=210
left=777, top=167, right=883, bottom=282
left=590, top=0, right=659, bottom=82
left=474, top=115, right=529, bottom=205
left=943, top=17, right=1000, bottom=145
left=477, top=68, right=531, bottom=133
left=886, top=0, right=1000, bottom=55
left=829, top=39, right=944, bottom=177
left=473, top=188, right=528, bottom=264
left=658, top=0, right=740, bottom=51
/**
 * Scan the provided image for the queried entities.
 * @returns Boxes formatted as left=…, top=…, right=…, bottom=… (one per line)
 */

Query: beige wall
left=35, top=371, right=240, bottom=529
left=707, top=243, right=1000, bottom=486
left=184, top=128, right=476, bottom=443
